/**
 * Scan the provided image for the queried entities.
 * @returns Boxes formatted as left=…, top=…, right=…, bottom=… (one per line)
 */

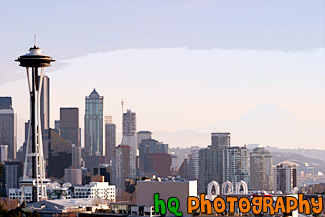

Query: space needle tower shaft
left=15, top=40, right=54, bottom=202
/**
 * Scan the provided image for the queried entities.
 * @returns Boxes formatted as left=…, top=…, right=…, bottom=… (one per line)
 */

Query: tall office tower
left=137, top=131, right=152, bottom=149
left=48, top=129, right=72, bottom=178
left=71, top=144, right=82, bottom=168
left=123, top=109, right=136, bottom=137
left=250, top=147, right=274, bottom=191
left=138, top=138, right=169, bottom=176
left=4, top=161, right=23, bottom=196
left=60, top=108, right=80, bottom=146
left=211, top=133, right=230, bottom=149
left=84, top=89, right=104, bottom=156
left=275, top=163, right=297, bottom=194
left=186, top=147, right=200, bottom=180
left=225, top=146, right=250, bottom=189
left=198, top=146, right=225, bottom=193
left=39, top=76, right=50, bottom=160
left=0, top=145, right=8, bottom=163
left=54, top=120, right=60, bottom=134
left=121, top=109, right=137, bottom=178
left=0, top=97, right=17, bottom=160
left=105, top=116, right=116, bottom=164
left=112, top=145, right=132, bottom=195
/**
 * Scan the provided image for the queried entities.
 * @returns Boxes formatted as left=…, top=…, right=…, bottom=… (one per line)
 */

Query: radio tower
left=15, top=38, right=54, bottom=202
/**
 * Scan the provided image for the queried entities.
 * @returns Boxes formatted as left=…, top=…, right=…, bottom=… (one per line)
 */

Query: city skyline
left=0, top=1, right=324, bottom=149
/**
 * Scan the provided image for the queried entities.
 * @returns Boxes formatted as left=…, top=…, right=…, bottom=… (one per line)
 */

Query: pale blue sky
left=0, top=0, right=324, bottom=149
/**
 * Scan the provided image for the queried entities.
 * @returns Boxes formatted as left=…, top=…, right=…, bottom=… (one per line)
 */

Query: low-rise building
left=72, top=182, right=115, bottom=201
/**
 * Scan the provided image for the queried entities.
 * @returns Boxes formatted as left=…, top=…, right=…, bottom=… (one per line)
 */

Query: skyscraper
left=60, top=107, right=80, bottom=146
left=275, top=163, right=297, bottom=194
left=40, top=76, right=50, bottom=160
left=105, top=116, right=116, bottom=164
left=225, top=146, right=250, bottom=189
left=112, top=145, right=132, bottom=194
left=0, top=97, right=17, bottom=160
left=211, top=133, right=230, bottom=149
left=84, top=89, right=104, bottom=156
left=137, top=131, right=152, bottom=149
left=186, top=147, right=200, bottom=180
left=3, top=161, right=23, bottom=196
left=138, top=138, right=169, bottom=176
left=198, top=146, right=224, bottom=193
left=123, top=109, right=136, bottom=137
left=121, top=109, right=137, bottom=178
left=250, top=147, right=274, bottom=191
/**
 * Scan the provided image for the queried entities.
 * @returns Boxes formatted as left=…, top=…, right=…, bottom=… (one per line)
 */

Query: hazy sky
left=0, top=0, right=324, bottom=149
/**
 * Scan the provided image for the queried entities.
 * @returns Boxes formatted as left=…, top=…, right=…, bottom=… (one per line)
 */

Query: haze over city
left=0, top=0, right=324, bottom=149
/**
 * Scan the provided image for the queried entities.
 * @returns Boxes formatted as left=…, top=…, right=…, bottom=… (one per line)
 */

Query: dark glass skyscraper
left=84, top=89, right=103, bottom=156
left=60, top=107, right=80, bottom=146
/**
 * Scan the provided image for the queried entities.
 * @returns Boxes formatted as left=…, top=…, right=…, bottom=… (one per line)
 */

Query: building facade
left=0, top=97, right=17, bottom=160
left=275, top=163, right=297, bottom=194
left=60, top=107, right=80, bottom=146
left=112, top=145, right=132, bottom=193
left=84, top=89, right=104, bottom=156
left=225, top=146, right=250, bottom=189
left=211, top=133, right=230, bottom=149
left=121, top=109, right=137, bottom=178
left=250, top=147, right=274, bottom=191
left=72, top=182, right=115, bottom=201
left=105, top=116, right=116, bottom=164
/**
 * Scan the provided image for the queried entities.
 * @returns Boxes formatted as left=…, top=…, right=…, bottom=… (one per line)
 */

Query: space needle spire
left=15, top=39, right=54, bottom=202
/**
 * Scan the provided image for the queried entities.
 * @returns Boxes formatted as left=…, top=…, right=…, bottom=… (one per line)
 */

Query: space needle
left=15, top=38, right=54, bottom=202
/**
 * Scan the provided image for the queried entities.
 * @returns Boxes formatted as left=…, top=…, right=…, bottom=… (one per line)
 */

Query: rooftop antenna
left=121, top=98, right=124, bottom=135
left=34, top=34, right=36, bottom=47
left=121, top=98, right=124, bottom=114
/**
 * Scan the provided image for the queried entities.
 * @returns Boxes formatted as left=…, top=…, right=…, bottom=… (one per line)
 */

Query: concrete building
left=138, top=138, right=169, bottom=176
left=112, top=145, right=132, bottom=194
left=250, top=147, right=274, bottom=191
left=65, top=168, right=82, bottom=185
left=72, top=182, right=115, bottom=201
left=211, top=132, right=230, bottom=149
left=137, top=180, right=197, bottom=217
left=71, top=144, right=82, bottom=168
left=186, top=146, right=200, bottom=180
left=137, top=131, right=152, bottom=149
left=121, top=109, right=137, bottom=179
left=3, top=161, right=23, bottom=196
left=60, top=107, right=80, bottom=146
left=105, top=116, right=116, bottom=164
left=25, top=198, right=110, bottom=215
left=198, top=146, right=225, bottom=193
left=147, top=153, right=172, bottom=177
left=0, top=97, right=17, bottom=160
left=225, top=146, right=250, bottom=189
left=92, top=164, right=111, bottom=183
left=0, top=145, right=8, bottom=163
left=48, top=129, right=72, bottom=179
left=54, top=120, right=60, bottom=134
left=275, top=162, right=297, bottom=194
left=39, top=76, right=50, bottom=161
left=84, top=89, right=104, bottom=156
